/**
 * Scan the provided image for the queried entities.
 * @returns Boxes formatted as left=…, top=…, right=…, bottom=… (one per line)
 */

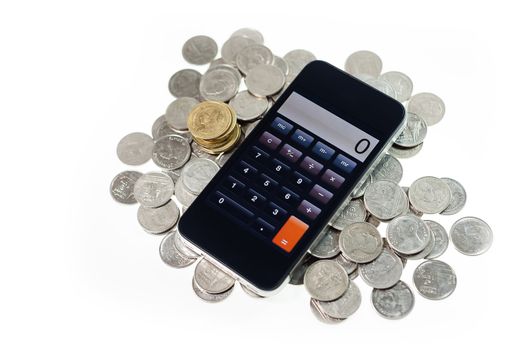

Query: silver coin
left=168, top=69, right=201, bottom=98
left=310, top=226, right=340, bottom=259
left=137, top=200, right=179, bottom=234
left=289, top=254, right=317, bottom=285
left=245, top=64, right=285, bottom=97
left=174, top=176, right=197, bottom=208
left=162, top=168, right=181, bottom=185
left=440, top=178, right=467, bottom=215
left=208, top=57, right=227, bottom=69
left=304, top=260, right=349, bottom=301
left=116, top=132, right=154, bottom=166
left=152, top=115, right=177, bottom=140
left=240, top=283, right=264, bottom=298
left=388, top=143, right=424, bottom=159
left=372, top=280, right=414, bottom=320
left=309, top=298, right=345, bottom=324
left=370, top=154, right=403, bottom=184
left=181, top=158, right=219, bottom=195
left=110, top=170, right=142, bottom=204
left=311, top=280, right=361, bottom=319
left=152, top=134, right=192, bottom=170
left=344, top=50, right=382, bottom=79
left=339, top=222, right=383, bottom=263
left=394, top=112, right=428, bottom=148
left=330, top=198, right=367, bottom=230
left=159, top=230, right=196, bottom=268
left=236, top=44, right=273, bottom=76
left=173, top=228, right=200, bottom=258
left=230, top=28, right=264, bottom=45
left=413, top=260, right=456, bottom=300
left=351, top=175, right=371, bottom=198
left=450, top=217, right=493, bottom=256
left=221, top=36, right=257, bottom=66
left=386, top=214, right=431, bottom=255
left=333, top=254, right=358, bottom=275
left=182, top=35, right=217, bottom=65
left=379, top=71, right=413, bottom=102
left=424, top=220, right=449, bottom=259
left=409, top=176, right=451, bottom=214
left=397, top=225, right=435, bottom=260
left=271, top=81, right=290, bottom=102
left=272, top=56, right=289, bottom=76
left=194, top=258, right=235, bottom=294
left=365, top=78, right=397, bottom=99
left=364, top=180, right=407, bottom=220
left=191, top=142, right=217, bottom=161
left=133, top=172, right=174, bottom=208
left=199, top=67, right=239, bottom=102
left=192, top=276, right=233, bottom=302
left=407, top=92, right=445, bottom=126
left=359, top=248, right=403, bottom=289
left=207, top=63, right=242, bottom=85
left=165, top=97, right=199, bottom=131
left=283, top=49, right=316, bottom=81
left=366, top=214, right=381, bottom=227
left=228, top=90, right=269, bottom=122
left=215, top=151, right=234, bottom=167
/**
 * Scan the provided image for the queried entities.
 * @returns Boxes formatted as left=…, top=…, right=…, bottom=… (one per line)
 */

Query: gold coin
left=188, top=101, right=232, bottom=140
left=200, top=124, right=242, bottom=155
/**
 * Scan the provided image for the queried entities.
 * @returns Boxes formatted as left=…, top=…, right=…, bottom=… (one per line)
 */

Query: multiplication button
left=321, top=169, right=345, bottom=189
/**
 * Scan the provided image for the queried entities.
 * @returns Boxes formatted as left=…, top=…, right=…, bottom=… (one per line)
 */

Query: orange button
left=272, top=216, right=309, bottom=252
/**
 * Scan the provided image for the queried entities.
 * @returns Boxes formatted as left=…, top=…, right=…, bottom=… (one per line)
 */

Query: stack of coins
left=187, top=101, right=241, bottom=154
left=109, top=28, right=493, bottom=323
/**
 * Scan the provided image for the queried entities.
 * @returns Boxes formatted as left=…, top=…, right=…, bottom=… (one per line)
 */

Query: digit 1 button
left=258, top=131, right=282, bottom=150
left=320, top=169, right=345, bottom=189
left=272, top=216, right=309, bottom=253
left=332, top=154, right=357, bottom=174
left=223, top=176, right=245, bottom=195
left=270, top=117, right=293, bottom=136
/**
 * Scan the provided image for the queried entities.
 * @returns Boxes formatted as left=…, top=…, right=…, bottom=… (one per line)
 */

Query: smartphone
left=178, top=60, right=406, bottom=296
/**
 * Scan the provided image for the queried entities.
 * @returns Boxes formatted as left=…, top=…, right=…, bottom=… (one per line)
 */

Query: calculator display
left=178, top=60, right=405, bottom=292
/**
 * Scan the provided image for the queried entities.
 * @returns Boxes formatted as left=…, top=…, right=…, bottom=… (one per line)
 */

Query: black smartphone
left=178, top=60, right=406, bottom=295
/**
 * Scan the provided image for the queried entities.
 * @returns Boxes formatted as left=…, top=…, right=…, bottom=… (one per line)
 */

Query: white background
left=0, top=1, right=524, bottom=349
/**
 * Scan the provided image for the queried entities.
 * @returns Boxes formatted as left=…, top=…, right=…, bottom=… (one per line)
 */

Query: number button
left=259, top=173, right=278, bottom=191
left=270, top=117, right=293, bottom=136
left=291, top=129, right=314, bottom=148
left=278, top=143, right=302, bottom=163
left=236, top=161, right=258, bottom=178
left=289, top=171, right=311, bottom=191
left=259, top=131, right=282, bottom=150
left=265, top=202, right=287, bottom=222
left=312, top=141, right=335, bottom=161
left=248, top=146, right=269, bottom=164
left=299, top=156, right=323, bottom=176
left=270, top=159, right=290, bottom=176
left=245, top=189, right=266, bottom=208
left=333, top=154, right=357, bottom=174
left=278, top=187, right=300, bottom=207
left=223, top=176, right=245, bottom=195
left=209, top=191, right=254, bottom=221
left=321, top=169, right=345, bottom=189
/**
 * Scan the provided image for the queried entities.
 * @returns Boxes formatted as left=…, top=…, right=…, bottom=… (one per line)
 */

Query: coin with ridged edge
left=372, top=280, right=414, bottom=319
left=110, top=170, right=142, bottom=204
left=413, top=260, right=456, bottom=300
left=339, top=222, right=383, bottom=263
left=450, top=216, right=492, bottom=255
left=304, top=260, right=349, bottom=301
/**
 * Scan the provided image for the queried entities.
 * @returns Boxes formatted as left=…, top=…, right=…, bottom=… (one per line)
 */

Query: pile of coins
left=187, top=101, right=241, bottom=154
left=110, top=28, right=493, bottom=323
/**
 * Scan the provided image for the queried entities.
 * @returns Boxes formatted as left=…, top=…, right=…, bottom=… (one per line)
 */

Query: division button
left=297, top=199, right=321, bottom=220
left=300, top=156, right=323, bottom=176
left=272, top=216, right=309, bottom=252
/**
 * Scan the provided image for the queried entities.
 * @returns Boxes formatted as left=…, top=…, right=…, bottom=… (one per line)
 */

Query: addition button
left=297, top=200, right=321, bottom=220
